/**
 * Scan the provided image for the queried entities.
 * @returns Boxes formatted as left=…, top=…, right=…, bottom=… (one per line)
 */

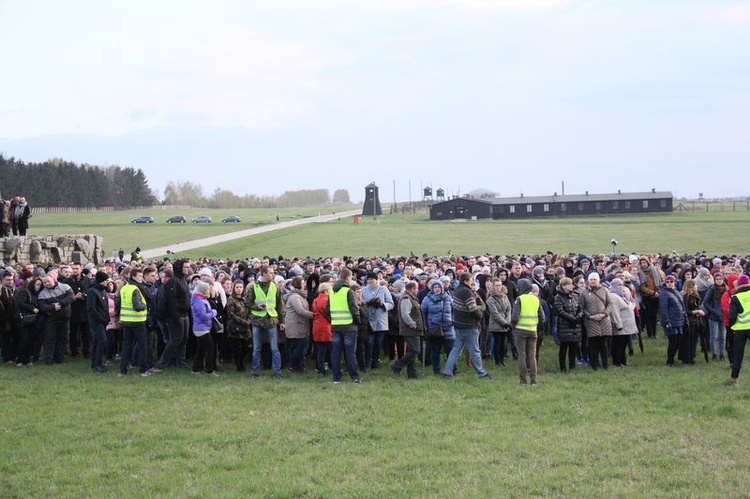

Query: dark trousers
left=392, top=336, right=421, bottom=378
left=611, top=335, right=629, bottom=366
left=89, top=323, right=106, bottom=370
left=315, top=341, right=331, bottom=373
left=666, top=334, right=680, bottom=364
left=642, top=297, right=659, bottom=338
left=588, top=336, right=609, bottom=370
left=491, top=331, right=511, bottom=365
left=1, top=323, right=18, bottom=362
left=286, top=337, right=308, bottom=372
left=429, top=338, right=454, bottom=374
left=384, top=334, right=405, bottom=361
left=156, top=316, right=187, bottom=368
left=731, top=329, right=749, bottom=379
left=69, top=321, right=89, bottom=357
left=356, top=335, right=371, bottom=371
left=230, top=337, right=248, bottom=371
left=368, top=330, right=385, bottom=367
left=16, top=321, right=36, bottom=365
left=192, top=333, right=216, bottom=373
left=44, top=321, right=69, bottom=364
left=559, top=341, right=578, bottom=371
left=120, top=323, right=147, bottom=375
left=105, top=328, right=120, bottom=361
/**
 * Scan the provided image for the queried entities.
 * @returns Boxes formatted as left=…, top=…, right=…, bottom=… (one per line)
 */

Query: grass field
left=28, top=208, right=750, bottom=260
left=4, top=207, right=750, bottom=496
left=1, top=335, right=748, bottom=497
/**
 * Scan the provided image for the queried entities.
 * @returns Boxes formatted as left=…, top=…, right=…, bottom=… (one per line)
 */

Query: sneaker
left=729, top=378, right=738, bottom=386
left=519, top=380, right=528, bottom=385
left=16, top=363, right=24, bottom=367
left=273, top=373, right=282, bottom=380
left=140, top=371, right=152, bottom=377
left=117, top=373, right=126, bottom=378
left=440, top=373, right=454, bottom=379
left=250, top=374, right=259, bottom=379
left=93, top=366, right=107, bottom=374
left=352, top=378, right=362, bottom=384
left=479, top=373, right=493, bottom=380
left=191, top=370, right=202, bottom=375
left=531, top=381, right=538, bottom=386
left=148, top=367, right=163, bottom=374
left=333, top=380, right=341, bottom=385
left=207, top=371, right=220, bottom=377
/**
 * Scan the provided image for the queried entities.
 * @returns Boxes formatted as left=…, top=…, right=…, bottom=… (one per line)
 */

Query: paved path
left=140, top=210, right=361, bottom=259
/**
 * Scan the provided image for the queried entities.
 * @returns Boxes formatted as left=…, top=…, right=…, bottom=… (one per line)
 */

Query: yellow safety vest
left=120, top=283, right=147, bottom=323
left=328, top=287, right=353, bottom=326
left=251, top=283, right=278, bottom=317
left=516, top=294, right=540, bottom=332
left=734, top=290, right=750, bottom=331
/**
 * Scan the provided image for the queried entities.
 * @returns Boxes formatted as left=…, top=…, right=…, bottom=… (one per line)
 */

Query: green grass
left=2, top=335, right=748, bottom=496
left=26, top=208, right=750, bottom=260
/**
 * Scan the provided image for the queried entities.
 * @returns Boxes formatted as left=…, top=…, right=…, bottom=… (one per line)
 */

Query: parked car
left=221, top=215, right=241, bottom=223
left=192, top=216, right=212, bottom=223
left=131, top=216, right=154, bottom=224
left=166, top=215, right=187, bottom=224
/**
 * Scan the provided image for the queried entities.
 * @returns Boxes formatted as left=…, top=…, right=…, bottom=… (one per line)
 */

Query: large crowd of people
left=1, top=249, right=749, bottom=387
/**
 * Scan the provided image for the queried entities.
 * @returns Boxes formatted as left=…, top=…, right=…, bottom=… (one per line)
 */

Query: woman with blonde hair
left=311, top=280, right=333, bottom=375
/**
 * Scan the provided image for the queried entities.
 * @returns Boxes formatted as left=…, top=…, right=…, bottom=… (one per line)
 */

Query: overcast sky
left=1, top=0, right=748, bottom=202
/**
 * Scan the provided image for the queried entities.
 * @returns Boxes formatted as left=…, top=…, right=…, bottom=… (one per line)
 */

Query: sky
left=1, top=0, right=748, bottom=202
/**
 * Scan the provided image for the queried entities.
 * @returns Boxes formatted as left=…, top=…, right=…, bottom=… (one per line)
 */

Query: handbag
left=21, top=314, right=38, bottom=325
left=425, top=299, right=446, bottom=341
left=212, top=317, right=224, bottom=334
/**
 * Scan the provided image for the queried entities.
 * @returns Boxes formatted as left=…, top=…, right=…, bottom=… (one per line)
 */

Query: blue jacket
left=420, top=282, right=455, bottom=340
left=659, top=284, right=687, bottom=335
left=191, top=293, right=216, bottom=333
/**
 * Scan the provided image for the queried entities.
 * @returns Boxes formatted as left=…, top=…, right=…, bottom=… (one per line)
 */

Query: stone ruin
left=0, top=234, right=103, bottom=267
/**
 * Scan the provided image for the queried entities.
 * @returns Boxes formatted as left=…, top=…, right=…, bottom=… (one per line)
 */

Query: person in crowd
left=38, top=271, right=75, bottom=365
left=384, top=280, right=406, bottom=362
left=116, top=267, right=150, bottom=377
left=245, top=264, right=285, bottom=379
left=702, top=272, right=728, bottom=361
left=608, top=278, right=636, bottom=367
left=62, top=262, right=90, bottom=359
left=11, top=196, right=31, bottom=236
left=728, top=274, right=750, bottom=386
left=486, top=277, right=512, bottom=367
left=659, top=274, right=688, bottom=366
left=105, top=279, right=121, bottom=367
left=391, top=280, right=424, bottom=379
left=154, top=259, right=191, bottom=371
left=326, top=267, right=362, bottom=384
left=14, top=276, right=42, bottom=366
left=0, top=198, right=10, bottom=237
left=354, top=284, right=372, bottom=372
left=579, top=272, right=613, bottom=370
left=554, top=277, right=583, bottom=373
left=311, top=280, right=333, bottom=375
left=442, top=272, right=492, bottom=380
left=361, top=272, right=394, bottom=370
left=284, top=276, right=313, bottom=373
left=722, top=273, right=738, bottom=367
left=225, top=280, right=251, bottom=372
left=421, top=279, right=456, bottom=375
left=638, top=255, right=665, bottom=339
left=0, top=270, right=18, bottom=363
left=510, top=278, right=544, bottom=385
left=190, top=281, right=219, bottom=376
left=86, top=271, right=111, bottom=373
left=682, top=279, right=704, bottom=364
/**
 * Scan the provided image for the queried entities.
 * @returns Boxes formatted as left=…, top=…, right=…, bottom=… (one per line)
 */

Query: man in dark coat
left=86, top=271, right=110, bottom=373
left=62, top=262, right=91, bottom=358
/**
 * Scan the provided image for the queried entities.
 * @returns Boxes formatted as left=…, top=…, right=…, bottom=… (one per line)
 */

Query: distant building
left=362, top=182, right=382, bottom=216
left=429, top=190, right=673, bottom=220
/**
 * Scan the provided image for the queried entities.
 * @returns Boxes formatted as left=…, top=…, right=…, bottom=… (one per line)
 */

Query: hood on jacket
left=332, top=280, right=351, bottom=293
left=517, top=278, right=533, bottom=295
left=174, top=259, right=188, bottom=279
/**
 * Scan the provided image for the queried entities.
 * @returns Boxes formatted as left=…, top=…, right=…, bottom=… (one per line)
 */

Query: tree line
left=0, top=154, right=351, bottom=208
left=0, top=155, right=157, bottom=207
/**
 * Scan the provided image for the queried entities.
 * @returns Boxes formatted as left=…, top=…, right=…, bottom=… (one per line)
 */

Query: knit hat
left=737, top=275, right=750, bottom=288
left=587, top=272, right=600, bottom=282
left=698, top=268, right=710, bottom=277
left=194, top=281, right=210, bottom=295
left=664, top=275, right=677, bottom=283
left=95, top=271, right=110, bottom=284
left=610, top=278, right=624, bottom=288
left=392, top=280, right=405, bottom=293
left=198, top=268, right=214, bottom=278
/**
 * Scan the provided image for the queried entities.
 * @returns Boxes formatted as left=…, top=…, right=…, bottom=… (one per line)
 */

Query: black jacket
left=86, top=281, right=110, bottom=327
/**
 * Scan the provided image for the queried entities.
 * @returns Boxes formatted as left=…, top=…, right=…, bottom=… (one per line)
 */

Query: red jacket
left=311, top=293, right=332, bottom=342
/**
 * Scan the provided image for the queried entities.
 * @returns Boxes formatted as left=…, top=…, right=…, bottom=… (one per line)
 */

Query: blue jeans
left=443, top=328, right=488, bottom=377
left=708, top=320, right=726, bottom=356
left=252, top=326, right=281, bottom=375
left=331, top=330, right=359, bottom=382
left=286, top=337, right=308, bottom=372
